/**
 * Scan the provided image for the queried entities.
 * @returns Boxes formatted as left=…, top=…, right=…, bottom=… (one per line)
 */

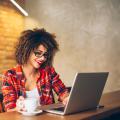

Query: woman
left=2, top=28, right=69, bottom=112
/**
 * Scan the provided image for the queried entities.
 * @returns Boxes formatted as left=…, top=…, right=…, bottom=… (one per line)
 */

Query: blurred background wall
left=0, top=0, right=120, bottom=93
left=25, top=0, right=120, bottom=93
left=0, top=0, right=24, bottom=83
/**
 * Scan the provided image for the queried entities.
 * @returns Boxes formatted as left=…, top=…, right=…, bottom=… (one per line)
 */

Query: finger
left=16, top=102, right=26, bottom=112
left=62, top=99, right=67, bottom=105
left=63, top=96, right=69, bottom=105
left=19, top=96, right=24, bottom=100
left=16, top=107, right=22, bottom=111
left=16, top=100, right=24, bottom=109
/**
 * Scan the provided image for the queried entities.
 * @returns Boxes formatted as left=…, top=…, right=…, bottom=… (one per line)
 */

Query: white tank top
left=26, top=87, right=40, bottom=101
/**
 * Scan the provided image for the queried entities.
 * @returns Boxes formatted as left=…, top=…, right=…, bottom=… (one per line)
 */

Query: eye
left=44, top=52, right=48, bottom=56
left=34, top=51, right=42, bottom=56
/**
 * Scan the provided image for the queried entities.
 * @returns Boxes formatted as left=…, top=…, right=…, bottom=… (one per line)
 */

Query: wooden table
left=0, top=90, right=120, bottom=120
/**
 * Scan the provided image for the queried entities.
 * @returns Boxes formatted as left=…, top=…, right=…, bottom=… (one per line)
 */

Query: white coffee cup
left=24, top=98, right=38, bottom=113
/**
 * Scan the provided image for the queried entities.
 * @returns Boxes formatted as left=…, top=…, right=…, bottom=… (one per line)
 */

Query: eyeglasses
left=34, top=51, right=49, bottom=59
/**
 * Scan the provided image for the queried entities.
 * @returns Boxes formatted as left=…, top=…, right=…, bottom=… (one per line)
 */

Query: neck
left=22, top=64, right=38, bottom=77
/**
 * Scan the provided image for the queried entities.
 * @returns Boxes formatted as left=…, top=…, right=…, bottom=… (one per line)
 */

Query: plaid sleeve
left=50, top=67, right=68, bottom=101
left=2, top=71, right=17, bottom=111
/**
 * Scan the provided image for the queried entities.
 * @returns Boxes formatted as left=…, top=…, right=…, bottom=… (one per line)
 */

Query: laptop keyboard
left=50, top=107, right=65, bottom=111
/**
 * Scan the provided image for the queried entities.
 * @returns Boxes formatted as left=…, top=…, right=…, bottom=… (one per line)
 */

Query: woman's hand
left=16, top=96, right=26, bottom=111
left=62, top=95, right=69, bottom=106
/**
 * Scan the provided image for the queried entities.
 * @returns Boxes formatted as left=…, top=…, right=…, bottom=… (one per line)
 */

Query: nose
left=39, top=55, right=45, bottom=61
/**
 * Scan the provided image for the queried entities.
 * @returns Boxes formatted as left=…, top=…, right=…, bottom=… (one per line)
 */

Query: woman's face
left=28, top=44, right=48, bottom=69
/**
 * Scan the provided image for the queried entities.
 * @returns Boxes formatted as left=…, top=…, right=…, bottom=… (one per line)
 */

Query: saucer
left=18, top=109, right=43, bottom=116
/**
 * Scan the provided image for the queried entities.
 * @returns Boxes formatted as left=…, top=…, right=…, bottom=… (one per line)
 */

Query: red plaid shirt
left=2, top=65, right=68, bottom=111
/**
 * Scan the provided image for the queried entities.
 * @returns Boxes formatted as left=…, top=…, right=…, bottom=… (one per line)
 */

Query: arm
left=50, top=67, right=69, bottom=102
left=2, top=72, right=17, bottom=111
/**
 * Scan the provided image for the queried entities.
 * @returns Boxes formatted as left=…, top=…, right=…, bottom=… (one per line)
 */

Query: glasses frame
left=34, top=51, right=49, bottom=59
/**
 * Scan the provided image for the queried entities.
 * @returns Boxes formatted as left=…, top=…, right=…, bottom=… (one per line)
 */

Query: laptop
left=44, top=72, right=109, bottom=115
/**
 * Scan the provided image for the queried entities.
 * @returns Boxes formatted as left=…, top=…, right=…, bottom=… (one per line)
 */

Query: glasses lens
left=34, top=51, right=41, bottom=57
left=34, top=51, right=48, bottom=59
left=43, top=52, right=49, bottom=58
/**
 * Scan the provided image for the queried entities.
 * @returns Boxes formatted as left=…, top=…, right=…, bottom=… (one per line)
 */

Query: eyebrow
left=36, top=50, right=47, bottom=53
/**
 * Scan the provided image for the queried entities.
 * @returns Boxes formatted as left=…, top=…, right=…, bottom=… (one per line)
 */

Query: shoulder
left=39, top=66, right=57, bottom=77
left=44, top=66, right=56, bottom=73
left=3, top=64, right=22, bottom=77
left=2, top=65, right=23, bottom=85
left=4, top=69, right=16, bottom=77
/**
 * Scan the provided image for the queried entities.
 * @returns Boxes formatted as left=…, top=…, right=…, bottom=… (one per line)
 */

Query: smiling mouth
left=35, top=60, right=43, bottom=65
left=37, top=61, right=42, bottom=64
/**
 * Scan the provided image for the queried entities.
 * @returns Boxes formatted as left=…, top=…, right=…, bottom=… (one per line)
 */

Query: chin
left=35, top=65, right=41, bottom=69
left=34, top=66, right=40, bottom=69
left=33, top=63, right=40, bottom=69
